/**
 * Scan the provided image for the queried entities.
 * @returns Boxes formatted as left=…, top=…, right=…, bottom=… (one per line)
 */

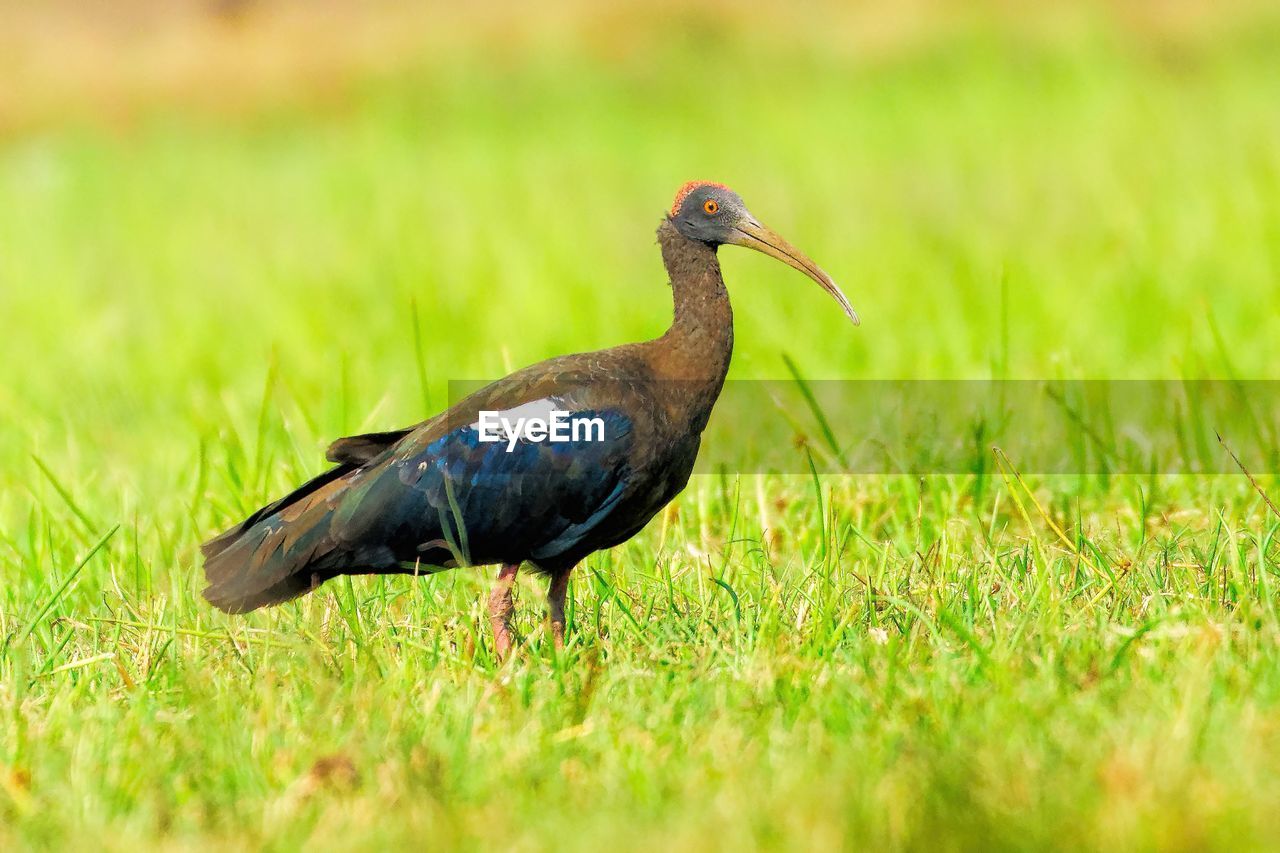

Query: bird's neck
left=645, top=219, right=734, bottom=413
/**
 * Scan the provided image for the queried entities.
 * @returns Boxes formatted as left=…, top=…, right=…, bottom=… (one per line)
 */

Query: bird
left=201, top=181, right=859, bottom=658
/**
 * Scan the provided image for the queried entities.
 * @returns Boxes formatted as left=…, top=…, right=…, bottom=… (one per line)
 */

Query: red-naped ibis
left=202, top=182, right=859, bottom=657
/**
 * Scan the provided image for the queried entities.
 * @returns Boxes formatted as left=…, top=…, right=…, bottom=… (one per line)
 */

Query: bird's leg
left=488, top=562, right=520, bottom=661
left=547, top=569, right=572, bottom=650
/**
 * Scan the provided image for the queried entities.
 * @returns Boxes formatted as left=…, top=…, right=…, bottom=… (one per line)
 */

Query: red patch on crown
left=671, top=181, right=731, bottom=215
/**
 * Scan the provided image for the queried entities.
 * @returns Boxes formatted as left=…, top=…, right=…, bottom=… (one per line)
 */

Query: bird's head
left=668, top=181, right=860, bottom=325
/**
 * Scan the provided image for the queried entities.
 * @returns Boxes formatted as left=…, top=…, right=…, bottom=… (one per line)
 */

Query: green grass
left=4, top=12, right=1280, bottom=850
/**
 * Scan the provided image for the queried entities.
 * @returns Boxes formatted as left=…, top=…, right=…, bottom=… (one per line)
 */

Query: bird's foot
left=492, top=622, right=515, bottom=661
left=547, top=569, right=573, bottom=653
left=488, top=562, right=520, bottom=663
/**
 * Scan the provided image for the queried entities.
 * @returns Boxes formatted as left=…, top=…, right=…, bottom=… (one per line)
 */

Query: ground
left=3, top=2, right=1280, bottom=849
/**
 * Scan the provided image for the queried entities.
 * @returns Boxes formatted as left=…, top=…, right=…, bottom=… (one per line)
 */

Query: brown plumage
left=201, top=182, right=858, bottom=658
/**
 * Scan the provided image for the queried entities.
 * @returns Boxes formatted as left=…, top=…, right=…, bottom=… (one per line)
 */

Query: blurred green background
left=3, top=1, right=1280, bottom=848
left=4, top=0, right=1279, bottom=495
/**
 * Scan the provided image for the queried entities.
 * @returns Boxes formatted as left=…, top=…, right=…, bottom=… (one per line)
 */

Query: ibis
left=202, top=182, right=859, bottom=657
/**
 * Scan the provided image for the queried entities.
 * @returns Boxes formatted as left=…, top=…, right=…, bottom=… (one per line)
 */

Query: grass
left=4, top=5, right=1280, bottom=849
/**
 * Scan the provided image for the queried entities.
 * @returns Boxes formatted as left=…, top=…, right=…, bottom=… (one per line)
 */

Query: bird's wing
left=204, top=355, right=651, bottom=611
left=324, top=351, right=641, bottom=468
left=325, top=393, right=636, bottom=568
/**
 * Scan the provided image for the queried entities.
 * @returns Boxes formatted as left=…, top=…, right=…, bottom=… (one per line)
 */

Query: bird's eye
left=703, top=199, right=719, bottom=215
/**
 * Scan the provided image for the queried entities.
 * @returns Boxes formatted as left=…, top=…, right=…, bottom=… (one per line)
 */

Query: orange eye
left=703, top=199, right=719, bottom=215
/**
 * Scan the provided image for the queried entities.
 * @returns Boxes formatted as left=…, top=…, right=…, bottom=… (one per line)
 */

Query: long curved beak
left=730, top=218, right=860, bottom=326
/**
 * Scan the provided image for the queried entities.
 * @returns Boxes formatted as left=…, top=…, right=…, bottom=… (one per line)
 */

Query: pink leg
left=488, top=563, right=520, bottom=661
left=548, top=569, right=572, bottom=650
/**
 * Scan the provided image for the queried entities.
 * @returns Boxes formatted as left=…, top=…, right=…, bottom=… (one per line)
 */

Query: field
left=3, top=2, right=1280, bottom=849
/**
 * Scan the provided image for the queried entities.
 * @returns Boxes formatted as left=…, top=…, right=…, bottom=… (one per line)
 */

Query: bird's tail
left=201, top=465, right=353, bottom=613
